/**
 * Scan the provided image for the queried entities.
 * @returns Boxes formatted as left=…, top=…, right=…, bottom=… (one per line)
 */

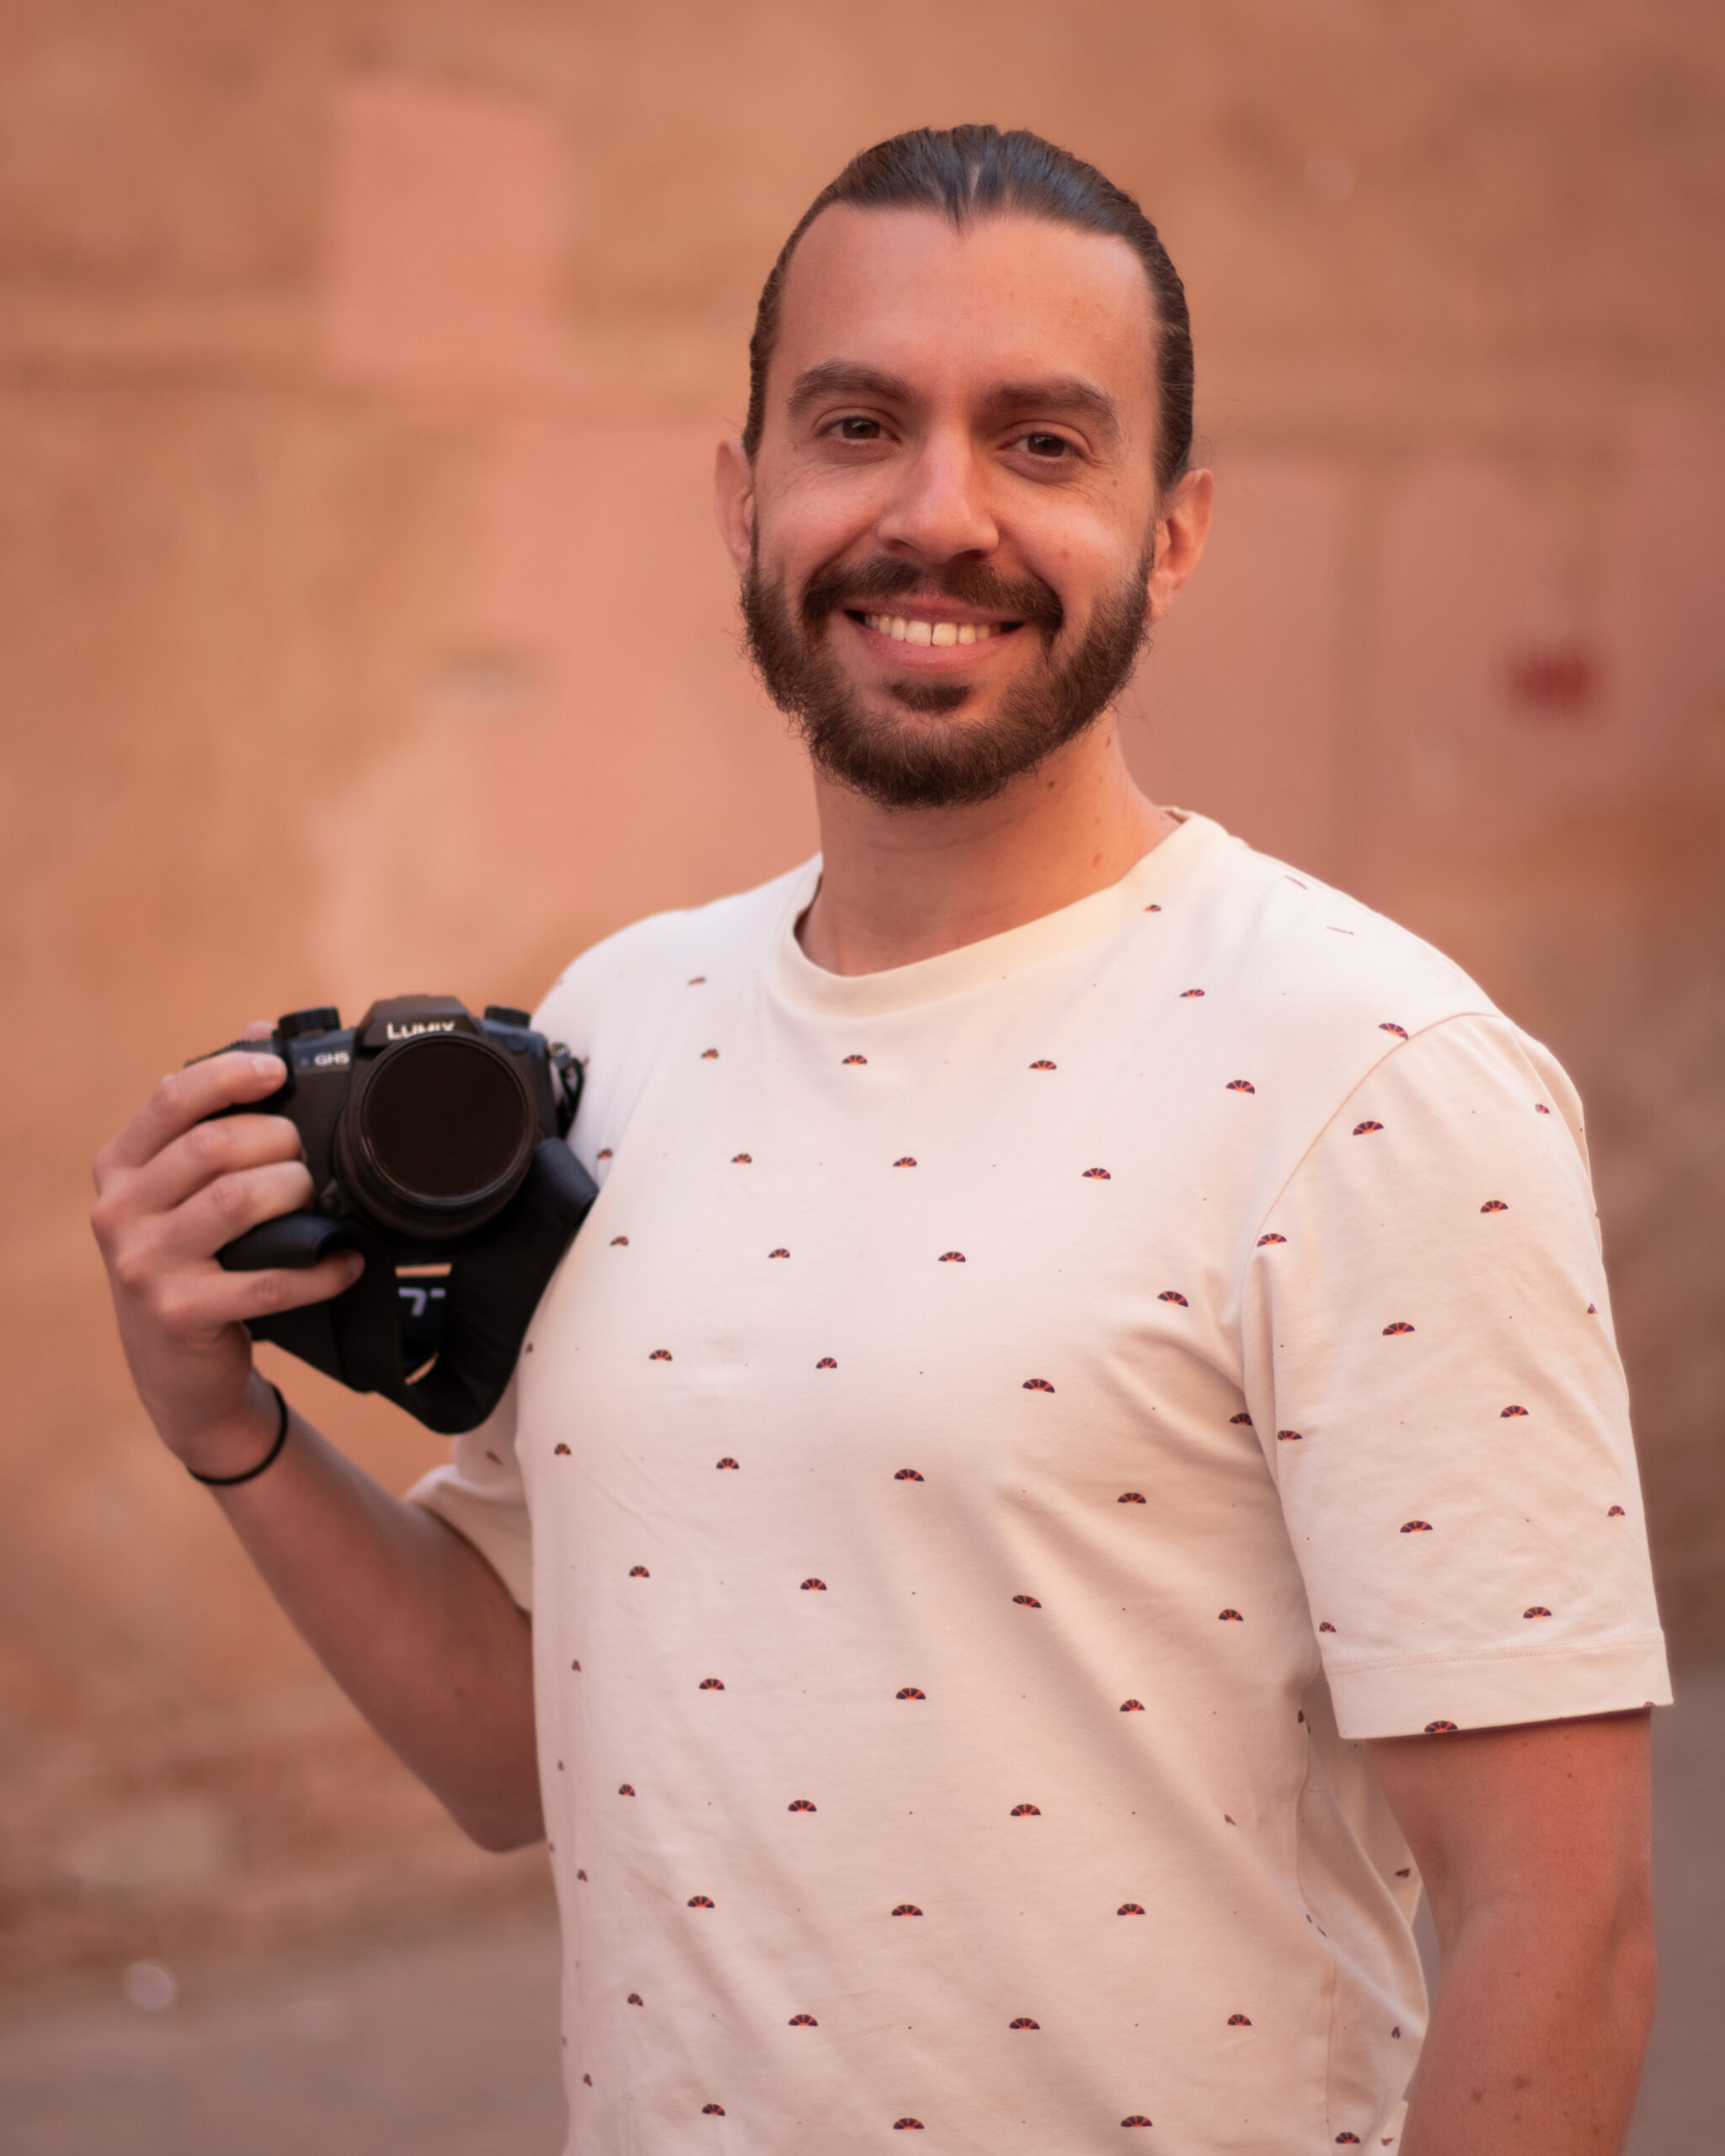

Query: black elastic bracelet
left=187, top=1381, right=291, bottom=1487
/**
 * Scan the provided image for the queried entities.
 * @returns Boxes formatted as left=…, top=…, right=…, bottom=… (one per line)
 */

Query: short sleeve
left=1242, top=1011, right=1669, bottom=1740
left=406, top=1375, right=533, bottom=1611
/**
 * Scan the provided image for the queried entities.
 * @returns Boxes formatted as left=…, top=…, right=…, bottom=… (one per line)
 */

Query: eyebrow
left=785, top=362, right=1122, bottom=446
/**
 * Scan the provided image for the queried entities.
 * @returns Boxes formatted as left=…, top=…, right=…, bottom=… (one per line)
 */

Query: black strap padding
left=243, top=1139, right=597, bottom=1433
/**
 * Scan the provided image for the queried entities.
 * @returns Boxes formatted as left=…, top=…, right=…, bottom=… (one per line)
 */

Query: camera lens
left=340, top=1034, right=537, bottom=1237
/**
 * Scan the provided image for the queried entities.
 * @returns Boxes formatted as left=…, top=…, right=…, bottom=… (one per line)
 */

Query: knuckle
left=110, top=1242, right=153, bottom=1297
left=206, top=1174, right=252, bottom=1226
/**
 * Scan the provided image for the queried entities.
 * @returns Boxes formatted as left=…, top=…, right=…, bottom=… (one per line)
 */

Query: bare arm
left=1370, top=1710, right=1656, bottom=2156
left=91, top=1038, right=542, bottom=1851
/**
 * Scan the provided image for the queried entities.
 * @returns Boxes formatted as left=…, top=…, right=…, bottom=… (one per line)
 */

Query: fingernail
left=249, top=1054, right=284, bottom=1080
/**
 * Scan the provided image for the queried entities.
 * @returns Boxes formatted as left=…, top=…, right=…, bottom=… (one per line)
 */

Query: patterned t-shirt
left=412, top=812, right=1668, bottom=2156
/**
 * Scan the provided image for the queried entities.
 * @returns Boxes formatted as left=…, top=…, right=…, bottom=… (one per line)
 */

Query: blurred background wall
left=3, top=0, right=1722, bottom=1997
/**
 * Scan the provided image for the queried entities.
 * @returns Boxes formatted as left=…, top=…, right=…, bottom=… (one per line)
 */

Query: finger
left=152, top=1248, right=366, bottom=1337
left=99, top=1049, right=289, bottom=1179
left=238, top=1018, right=275, bottom=1040
left=152, top=1159, right=319, bottom=1268
left=120, top=1112, right=307, bottom=1225
left=198, top=1248, right=366, bottom=1327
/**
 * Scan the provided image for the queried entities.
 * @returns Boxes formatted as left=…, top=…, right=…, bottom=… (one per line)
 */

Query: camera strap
left=246, top=1139, right=598, bottom=1433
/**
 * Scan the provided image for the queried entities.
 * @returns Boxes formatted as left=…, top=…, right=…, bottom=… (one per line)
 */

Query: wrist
left=179, top=1374, right=290, bottom=1486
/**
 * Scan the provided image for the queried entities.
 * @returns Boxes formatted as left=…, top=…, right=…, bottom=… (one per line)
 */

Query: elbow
left=457, top=1798, right=547, bottom=1854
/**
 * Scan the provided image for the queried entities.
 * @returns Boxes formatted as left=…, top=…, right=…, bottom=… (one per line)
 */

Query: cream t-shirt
left=414, top=813, right=1668, bottom=2155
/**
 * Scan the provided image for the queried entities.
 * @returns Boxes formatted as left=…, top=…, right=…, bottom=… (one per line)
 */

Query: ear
left=1146, top=467, right=1214, bottom=623
left=713, top=438, right=756, bottom=574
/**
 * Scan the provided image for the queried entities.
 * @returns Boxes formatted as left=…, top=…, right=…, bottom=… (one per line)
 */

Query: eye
left=830, top=414, right=884, bottom=441
left=1016, top=430, right=1074, bottom=460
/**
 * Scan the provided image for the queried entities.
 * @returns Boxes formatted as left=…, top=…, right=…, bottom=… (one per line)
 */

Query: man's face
left=729, top=205, right=1167, bottom=810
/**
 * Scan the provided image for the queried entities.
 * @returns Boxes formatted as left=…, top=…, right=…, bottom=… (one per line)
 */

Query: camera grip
left=219, top=1213, right=357, bottom=1272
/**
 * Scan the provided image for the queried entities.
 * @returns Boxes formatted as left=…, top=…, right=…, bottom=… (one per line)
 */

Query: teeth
left=862, top=615, right=1001, bottom=645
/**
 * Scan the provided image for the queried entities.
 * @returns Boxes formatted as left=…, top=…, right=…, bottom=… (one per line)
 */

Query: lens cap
left=338, top=1033, right=537, bottom=1239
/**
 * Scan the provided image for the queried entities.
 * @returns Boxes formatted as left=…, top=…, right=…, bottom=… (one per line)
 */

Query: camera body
left=206, top=995, right=597, bottom=1433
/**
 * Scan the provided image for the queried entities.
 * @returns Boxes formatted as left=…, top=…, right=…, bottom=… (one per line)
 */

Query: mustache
left=799, top=556, right=1065, bottom=638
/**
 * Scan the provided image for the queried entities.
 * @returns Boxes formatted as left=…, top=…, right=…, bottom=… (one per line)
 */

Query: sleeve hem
left=1326, top=1630, right=1671, bottom=1740
left=407, top=1466, right=534, bottom=1613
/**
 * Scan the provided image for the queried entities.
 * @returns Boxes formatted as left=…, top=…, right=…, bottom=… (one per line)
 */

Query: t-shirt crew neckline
left=767, top=808, right=1226, bottom=1019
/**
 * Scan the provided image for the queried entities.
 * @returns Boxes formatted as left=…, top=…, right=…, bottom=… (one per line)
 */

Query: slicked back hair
left=744, top=125, right=1194, bottom=495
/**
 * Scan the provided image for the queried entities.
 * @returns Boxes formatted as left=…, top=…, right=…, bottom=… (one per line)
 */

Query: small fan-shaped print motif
left=1119, top=1700, right=1146, bottom=1713
left=1117, top=1903, right=1146, bottom=1915
left=1226, top=1079, right=1256, bottom=1094
left=1353, top=1120, right=1384, bottom=1136
left=698, top=1677, right=725, bottom=1691
left=1501, top=1405, right=1528, bottom=1417
left=1159, top=1290, right=1188, bottom=1305
left=1010, top=1803, right=1042, bottom=1817
left=702, top=2103, right=725, bottom=2115
left=1231, top=1412, right=1253, bottom=1426
left=937, top=1250, right=967, bottom=1263
left=841, top=1054, right=868, bottom=1065
left=1228, top=2014, right=1252, bottom=2027
left=1535, top=1102, right=1551, bottom=1115
left=1523, top=1606, right=1552, bottom=1619
left=1380, top=1022, right=1408, bottom=1039
left=716, top=1457, right=740, bottom=1470
left=1424, top=1721, right=1459, bottom=1734
left=1029, top=1059, right=1057, bottom=1070
left=1383, top=1321, right=1415, bottom=1336
left=816, top=1357, right=837, bottom=1369
left=1218, top=1609, right=1244, bottom=1622
left=1481, top=1199, right=1509, bottom=1213
left=686, top=976, right=706, bottom=985
left=1337, top=2137, right=1362, bottom=2146
left=1587, top=1302, right=1598, bottom=1315
left=595, top=1149, right=613, bottom=1161
left=628, top=1565, right=649, bottom=1577
left=618, top=1784, right=635, bottom=1796
left=1180, top=988, right=1205, bottom=999
left=893, top=2122, right=925, bottom=2132
left=891, top=1904, right=922, bottom=1917
left=700, top=1049, right=718, bottom=1060
left=1023, top=1377, right=1055, bottom=1392
left=576, top=1868, right=587, bottom=1879
left=610, top=1235, right=629, bottom=1246
left=800, top=1577, right=827, bottom=1590
left=1608, top=1505, right=1626, bottom=1518
left=649, top=1349, right=672, bottom=1362
left=895, top=1468, right=924, bottom=1482
left=894, top=1156, right=917, bottom=1167
left=1083, top=1166, right=1112, bottom=1179
left=1400, top=1521, right=1433, bottom=1534
left=788, top=1798, right=817, bottom=1812
left=687, top=1895, right=714, bottom=1908
left=627, top=1993, right=643, bottom=2006
left=1319, top=1621, right=1337, bottom=1633
left=1119, top=1492, right=1146, bottom=1504
left=895, top=1687, right=927, bottom=1701
left=1009, top=2017, right=1040, bottom=2031
left=570, top=1661, right=580, bottom=1672
left=554, top=1443, right=571, bottom=1456
left=789, top=2014, right=818, bottom=2026
left=731, top=1153, right=752, bottom=1164
left=1276, top=1429, right=1304, bottom=1443
left=1257, top=1233, right=1286, bottom=1246
left=1121, top=2117, right=1154, bottom=2129
left=1012, top=1594, right=1042, bottom=1608
left=768, top=1247, right=790, bottom=1259
left=1145, top=902, right=1162, bottom=911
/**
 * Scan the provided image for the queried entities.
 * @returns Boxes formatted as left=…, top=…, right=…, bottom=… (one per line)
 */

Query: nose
left=874, top=429, right=999, bottom=565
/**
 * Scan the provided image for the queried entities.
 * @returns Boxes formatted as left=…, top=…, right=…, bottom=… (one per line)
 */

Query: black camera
left=206, top=995, right=597, bottom=1433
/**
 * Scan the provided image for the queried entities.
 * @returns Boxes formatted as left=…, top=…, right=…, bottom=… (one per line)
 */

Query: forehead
left=770, top=204, right=1160, bottom=437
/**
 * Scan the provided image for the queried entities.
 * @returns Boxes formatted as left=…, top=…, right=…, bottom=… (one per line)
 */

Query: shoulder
left=1162, top=817, right=1512, bottom=1118
left=531, top=860, right=814, bottom=1054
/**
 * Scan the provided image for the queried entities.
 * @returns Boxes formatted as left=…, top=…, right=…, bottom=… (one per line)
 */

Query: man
left=93, top=128, right=1666, bottom=2153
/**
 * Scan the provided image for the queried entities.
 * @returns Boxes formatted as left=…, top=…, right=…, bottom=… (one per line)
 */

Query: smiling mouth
left=854, top=611, right=1021, bottom=647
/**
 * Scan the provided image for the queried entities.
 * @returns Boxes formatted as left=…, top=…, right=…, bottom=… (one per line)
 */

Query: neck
left=796, top=715, right=1178, bottom=976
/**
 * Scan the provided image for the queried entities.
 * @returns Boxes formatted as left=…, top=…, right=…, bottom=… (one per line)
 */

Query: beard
left=740, top=540, right=1152, bottom=810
